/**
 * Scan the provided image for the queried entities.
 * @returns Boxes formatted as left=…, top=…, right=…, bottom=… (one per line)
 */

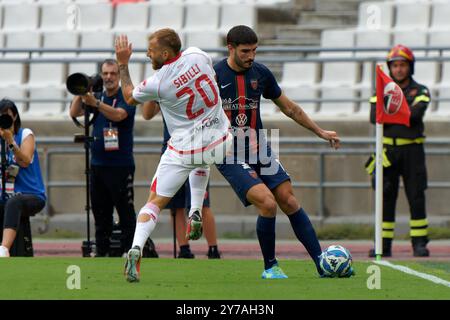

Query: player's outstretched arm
left=115, top=35, right=139, bottom=106
left=273, top=93, right=340, bottom=149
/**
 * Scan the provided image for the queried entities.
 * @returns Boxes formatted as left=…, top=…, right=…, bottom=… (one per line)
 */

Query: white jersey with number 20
left=133, top=47, right=230, bottom=156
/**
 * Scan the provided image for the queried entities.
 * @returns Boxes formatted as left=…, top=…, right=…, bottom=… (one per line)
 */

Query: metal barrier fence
left=36, top=137, right=450, bottom=224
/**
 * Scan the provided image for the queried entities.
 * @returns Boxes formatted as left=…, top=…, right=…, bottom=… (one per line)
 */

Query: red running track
left=32, top=239, right=450, bottom=261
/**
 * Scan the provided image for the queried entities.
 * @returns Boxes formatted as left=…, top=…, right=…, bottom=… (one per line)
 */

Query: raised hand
left=115, top=35, right=133, bottom=66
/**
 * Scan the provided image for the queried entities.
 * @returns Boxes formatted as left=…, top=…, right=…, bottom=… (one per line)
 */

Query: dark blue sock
left=256, top=215, right=277, bottom=270
left=288, top=208, right=323, bottom=275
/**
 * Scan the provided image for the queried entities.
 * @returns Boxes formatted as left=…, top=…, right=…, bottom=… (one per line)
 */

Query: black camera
left=66, top=73, right=103, bottom=96
left=0, top=114, right=13, bottom=129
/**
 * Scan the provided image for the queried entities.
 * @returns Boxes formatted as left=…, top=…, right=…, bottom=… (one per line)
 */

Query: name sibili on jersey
left=173, top=63, right=201, bottom=88
left=221, top=97, right=259, bottom=111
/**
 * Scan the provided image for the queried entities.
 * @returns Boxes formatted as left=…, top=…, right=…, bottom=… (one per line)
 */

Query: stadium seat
left=392, top=30, right=427, bottom=57
left=394, top=1, right=430, bottom=30
left=184, top=31, right=222, bottom=55
left=0, top=63, right=25, bottom=86
left=280, top=62, right=318, bottom=88
left=28, top=63, right=66, bottom=87
left=321, top=61, right=358, bottom=86
left=4, top=32, right=41, bottom=58
left=428, top=30, right=450, bottom=57
left=148, top=1, right=184, bottom=32
left=357, top=1, right=394, bottom=30
left=355, top=30, right=390, bottom=89
left=41, top=31, right=79, bottom=57
left=355, top=30, right=391, bottom=57
left=68, top=62, right=100, bottom=77
left=40, top=3, right=74, bottom=31
left=2, top=3, right=39, bottom=31
left=429, top=1, right=450, bottom=30
left=319, top=86, right=356, bottom=116
left=282, top=86, right=318, bottom=115
left=128, top=62, right=144, bottom=87
left=27, top=86, right=66, bottom=117
left=113, top=2, right=150, bottom=31
left=35, top=0, right=73, bottom=3
left=117, top=31, right=149, bottom=58
left=414, top=61, right=438, bottom=88
left=356, top=87, right=372, bottom=116
left=434, top=87, right=450, bottom=117
left=320, top=30, right=355, bottom=57
left=0, top=86, right=27, bottom=113
left=72, top=0, right=110, bottom=3
left=1, top=0, right=35, bottom=3
left=79, top=31, right=114, bottom=58
left=254, top=0, right=292, bottom=7
left=116, top=30, right=151, bottom=85
left=436, top=61, right=450, bottom=87
left=184, top=1, right=220, bottom=32
left=321, top=30, right=355, bottom=49
left=219, top=3, right=256, bottom=35
left=77, top=2, right=113, bottom=31
left=359, top=61, right=388, bottom=91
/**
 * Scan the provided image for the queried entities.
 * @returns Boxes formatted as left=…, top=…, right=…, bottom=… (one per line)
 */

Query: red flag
left=376, top=64, right=410, bottom=126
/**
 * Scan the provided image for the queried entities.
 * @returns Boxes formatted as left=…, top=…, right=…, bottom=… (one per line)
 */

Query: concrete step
left=276, top=25, right=324, bottom=39
left=262, top=36, right=321, bottom=46
left=315, top=0, right=364, bottom=12
left=273, top=24, right=347, bottom=45
left=299, top=11, right=358, bottom=26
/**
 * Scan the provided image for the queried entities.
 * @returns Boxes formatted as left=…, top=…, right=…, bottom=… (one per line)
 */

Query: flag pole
left=375, top=122, right=383, bottom=261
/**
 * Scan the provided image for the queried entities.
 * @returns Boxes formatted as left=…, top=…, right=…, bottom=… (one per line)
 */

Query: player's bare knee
left=258, top=196, right=277, bottom=217
left=280, top=194, right=300, bottom=215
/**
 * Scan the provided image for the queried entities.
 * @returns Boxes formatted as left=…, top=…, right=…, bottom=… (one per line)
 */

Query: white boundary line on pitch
left=374, top=260, right=450, bottom=288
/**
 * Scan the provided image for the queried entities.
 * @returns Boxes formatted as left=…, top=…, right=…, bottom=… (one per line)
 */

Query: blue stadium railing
left=33, top=137, right=450, bottom=231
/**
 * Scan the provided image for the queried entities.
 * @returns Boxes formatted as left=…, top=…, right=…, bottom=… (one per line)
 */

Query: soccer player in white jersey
left=115, top=28, right=231, bottom=282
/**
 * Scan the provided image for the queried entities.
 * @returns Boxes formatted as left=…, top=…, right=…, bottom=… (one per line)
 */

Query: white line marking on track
left=374, top=260, right=450, bottom=288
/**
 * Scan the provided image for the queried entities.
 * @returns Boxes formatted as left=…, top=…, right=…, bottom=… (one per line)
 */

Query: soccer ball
left=319, top=245, right=353, bottom=277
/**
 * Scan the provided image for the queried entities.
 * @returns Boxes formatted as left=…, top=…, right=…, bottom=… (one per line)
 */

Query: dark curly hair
left=0, top=99, right=21, bottom=134
left=226, top=25, right=258, bottom=47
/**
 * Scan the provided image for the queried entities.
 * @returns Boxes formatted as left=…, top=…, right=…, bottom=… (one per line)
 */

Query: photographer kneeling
left=69, top=59, right=137, bottom=257
left=0, top=99, right=46, bottom=257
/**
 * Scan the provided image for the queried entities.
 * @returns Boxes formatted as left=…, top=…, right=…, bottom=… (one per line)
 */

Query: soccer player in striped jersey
left=214, top=25, right=349, bottom=279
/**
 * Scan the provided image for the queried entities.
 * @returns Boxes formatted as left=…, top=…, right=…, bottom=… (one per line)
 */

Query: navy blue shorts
left=216, top=146, right=290, bottom=207
left=165, top=180, right=210, bottom=210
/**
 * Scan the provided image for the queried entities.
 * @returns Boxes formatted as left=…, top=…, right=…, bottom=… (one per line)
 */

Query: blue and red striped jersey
left=214, top=59, right=282, bottom=156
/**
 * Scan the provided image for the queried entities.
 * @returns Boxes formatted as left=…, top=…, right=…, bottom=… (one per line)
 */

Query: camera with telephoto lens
left=0, top=113, right=13, bottom=129
left=66, top=73, right=103, bottom=96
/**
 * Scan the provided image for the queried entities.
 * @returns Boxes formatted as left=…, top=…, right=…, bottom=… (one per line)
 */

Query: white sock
left=131, top=202, right=160, bottom=252
left=0, top=246, right=10, bottom=257
left=188, top=166, right=210, bottom=217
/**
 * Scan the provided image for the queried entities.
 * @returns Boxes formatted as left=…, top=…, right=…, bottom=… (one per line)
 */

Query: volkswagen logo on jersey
left=236, top=113, right=248, bottom=126
left=383, top=82, right=403, bottom=115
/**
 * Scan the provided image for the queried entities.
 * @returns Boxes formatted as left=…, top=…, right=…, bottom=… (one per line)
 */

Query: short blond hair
left=148, top=28, right=182, bottom=54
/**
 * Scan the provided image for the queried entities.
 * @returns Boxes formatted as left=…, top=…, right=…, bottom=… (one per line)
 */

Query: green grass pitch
left=0, top=258, right=449, bottom=300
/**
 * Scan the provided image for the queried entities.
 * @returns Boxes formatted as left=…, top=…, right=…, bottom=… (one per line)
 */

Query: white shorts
left=149, top=149, right=207, bottom=198
left=150, top=132, right=232, bottom=197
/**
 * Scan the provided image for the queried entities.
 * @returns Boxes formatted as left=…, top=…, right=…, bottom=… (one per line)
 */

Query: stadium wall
left=26, top=117, right=450, bottom=239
